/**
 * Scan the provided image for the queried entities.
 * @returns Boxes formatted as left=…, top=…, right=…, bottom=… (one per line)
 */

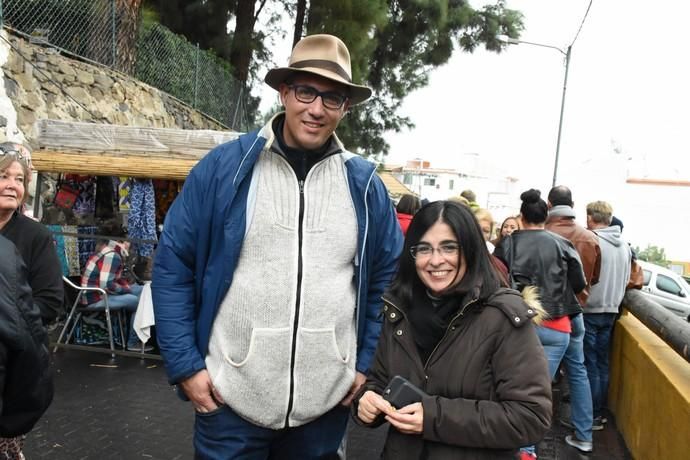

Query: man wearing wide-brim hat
left=152, top=34, right=403, bottom=457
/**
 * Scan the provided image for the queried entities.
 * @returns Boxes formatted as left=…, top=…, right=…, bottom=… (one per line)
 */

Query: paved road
left=24, top=348, right=631, bottom=459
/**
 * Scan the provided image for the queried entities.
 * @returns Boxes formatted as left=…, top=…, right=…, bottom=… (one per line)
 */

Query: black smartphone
left=382, top=375, right=428, bottom=409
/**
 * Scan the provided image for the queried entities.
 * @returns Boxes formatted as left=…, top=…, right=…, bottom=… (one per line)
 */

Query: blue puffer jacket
left=152, top=121, right=403, bottom=385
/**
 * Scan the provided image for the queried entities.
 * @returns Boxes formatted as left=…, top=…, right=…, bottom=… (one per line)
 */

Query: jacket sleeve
left=356, top=178, right=403, bottom=374
left=152, top=157, right=213, bottom=385
left=421, top=319, right=552, bottom=448
left=565, top=242, right=587, bottom=294
left=28, top=229, right=64, bottom=325
left=0, top=341, right=6, bottom=414
left=352, top=321, right=392, bottom=427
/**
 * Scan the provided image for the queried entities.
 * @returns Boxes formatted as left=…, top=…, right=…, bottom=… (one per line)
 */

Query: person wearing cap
left=152, top=34, right=403, bottom=457
left=0, top=142, right=63, bottom=326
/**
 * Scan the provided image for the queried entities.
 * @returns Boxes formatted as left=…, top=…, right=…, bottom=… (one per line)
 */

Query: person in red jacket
left=396, top=194, right=421, bottom=235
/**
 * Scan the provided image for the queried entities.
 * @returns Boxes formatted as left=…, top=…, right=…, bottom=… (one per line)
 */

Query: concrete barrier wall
left=609, top=310, right=690, bottom=459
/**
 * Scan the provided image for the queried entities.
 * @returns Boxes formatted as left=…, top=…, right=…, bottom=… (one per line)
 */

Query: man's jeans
left=194, top=403, right=349, bottom=459
left=583, top=313, right=617, bottom=417
left=536, top=324, right=570, bottom=378
left=89, top=284, right=143, bottom=347
left=563, top=314, right=593, bottom=442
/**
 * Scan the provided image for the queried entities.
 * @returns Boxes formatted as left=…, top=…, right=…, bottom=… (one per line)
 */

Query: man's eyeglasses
left=0, top=145, right=32, bottom=168
left=288, top=85, right=348, bottom=110
left=409, top=242, right=460, bottom=259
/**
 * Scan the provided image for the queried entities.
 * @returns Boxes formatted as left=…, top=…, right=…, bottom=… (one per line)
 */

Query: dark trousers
left=583, top=312, right=617, bottom=417
left=194, top=404, right=349, bottom=460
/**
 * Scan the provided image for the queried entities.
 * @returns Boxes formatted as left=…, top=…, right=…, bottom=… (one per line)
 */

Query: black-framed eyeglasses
left=409, top=242, right=460, bottom=259
left=0, top=145, right=32, bottom=167
left=288, top=84, right=348, bottom=110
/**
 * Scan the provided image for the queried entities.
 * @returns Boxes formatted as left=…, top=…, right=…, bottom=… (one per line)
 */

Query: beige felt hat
left=264, top=34, right=372, bottom=105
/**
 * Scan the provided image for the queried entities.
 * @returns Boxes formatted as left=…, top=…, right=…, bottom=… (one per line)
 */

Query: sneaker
left=592, top=415, right=607, bottom=431
left=519, top=451, right=537, bottom=460
left=559, top=418, right=574, bottom=429
left=127, top=343, right=154, bottom=352
left=565, top=434, right=593, bottom=453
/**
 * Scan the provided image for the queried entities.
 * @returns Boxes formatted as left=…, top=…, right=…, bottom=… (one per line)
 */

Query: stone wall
left=0, top=31, right=227, bottom=145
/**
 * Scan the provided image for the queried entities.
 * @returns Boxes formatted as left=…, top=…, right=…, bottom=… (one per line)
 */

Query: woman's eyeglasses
left=409, top=242, right=460, bottom=259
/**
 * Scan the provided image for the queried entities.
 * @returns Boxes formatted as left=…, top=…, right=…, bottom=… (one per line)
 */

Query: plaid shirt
left=80, top=241, right=131, bottom=305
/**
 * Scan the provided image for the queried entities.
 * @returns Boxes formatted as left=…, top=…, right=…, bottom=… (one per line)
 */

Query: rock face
left=0, top=33, right=227, bottom=144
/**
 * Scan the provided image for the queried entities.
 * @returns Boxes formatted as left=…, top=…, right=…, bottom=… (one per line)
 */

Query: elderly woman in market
left=353, top=200, right=551, bottom=459
left=0, top=142, right=63, bottom=325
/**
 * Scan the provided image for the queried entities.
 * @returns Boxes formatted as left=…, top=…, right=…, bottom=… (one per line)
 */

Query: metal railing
left=1, top=0, right=246, bottom=129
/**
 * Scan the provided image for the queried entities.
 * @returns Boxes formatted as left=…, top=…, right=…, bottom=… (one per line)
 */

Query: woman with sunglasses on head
left=353, top=201, right=552, bottom=459
left=0, top=142, right=63, bottom=326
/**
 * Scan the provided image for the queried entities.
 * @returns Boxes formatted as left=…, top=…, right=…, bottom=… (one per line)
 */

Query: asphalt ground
left=24, top=347, right=631, bottom=459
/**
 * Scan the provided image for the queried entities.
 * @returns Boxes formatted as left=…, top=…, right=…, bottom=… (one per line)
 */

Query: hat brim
left=265, top=67, right=372, bottom=105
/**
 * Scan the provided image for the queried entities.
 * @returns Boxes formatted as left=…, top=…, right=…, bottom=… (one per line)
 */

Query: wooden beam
left=32, top=150, right=198, bottom=180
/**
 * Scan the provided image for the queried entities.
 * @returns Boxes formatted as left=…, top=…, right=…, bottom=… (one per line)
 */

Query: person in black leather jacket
left=494, top=189, right=586, bottom=376
left=494, top=189, right=586, bottom=458
left=0, top=235, right=54, bottom=458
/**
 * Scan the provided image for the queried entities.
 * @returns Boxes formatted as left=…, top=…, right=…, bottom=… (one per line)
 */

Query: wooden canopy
left=33, top=120, right=239, bottom=180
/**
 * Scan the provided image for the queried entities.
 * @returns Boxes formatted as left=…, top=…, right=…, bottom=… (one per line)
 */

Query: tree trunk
left=229, top=0, right=257, bottom=83
left=293, top=0, right=307, bottom=48
left=115, top=0, right=143, bottom=73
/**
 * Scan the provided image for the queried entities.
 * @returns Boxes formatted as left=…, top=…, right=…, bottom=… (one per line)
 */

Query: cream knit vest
left=205, top=149, right=358, bottom=429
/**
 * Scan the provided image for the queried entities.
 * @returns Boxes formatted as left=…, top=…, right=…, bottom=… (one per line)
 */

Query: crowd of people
left=1, top=33, right=638, bottom=459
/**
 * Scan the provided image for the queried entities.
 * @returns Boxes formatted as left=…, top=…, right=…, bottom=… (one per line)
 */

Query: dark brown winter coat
left=353, top=287, right=551, bottom=459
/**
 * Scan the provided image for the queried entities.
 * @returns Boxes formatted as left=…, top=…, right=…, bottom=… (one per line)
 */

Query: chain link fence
left=1, top=0, right=246, bottom=129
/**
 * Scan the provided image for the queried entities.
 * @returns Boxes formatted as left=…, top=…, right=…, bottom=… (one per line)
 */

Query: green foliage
left=305, top=0, right=524, bottom=156
left=634, top=245, right=669, bottom=267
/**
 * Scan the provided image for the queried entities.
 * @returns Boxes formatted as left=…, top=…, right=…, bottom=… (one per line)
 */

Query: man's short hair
left=547, top=185, right=573, bottom=207
left=586, top=201, right=613, bottom=225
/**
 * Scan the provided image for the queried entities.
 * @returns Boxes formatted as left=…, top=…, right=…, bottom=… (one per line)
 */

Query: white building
left=385, top=158, right=522, bottom=225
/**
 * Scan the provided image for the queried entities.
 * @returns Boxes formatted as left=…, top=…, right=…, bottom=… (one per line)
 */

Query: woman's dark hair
left=97, top=219, right=126, bottom=245
left=519, top=189, right=548, bottom=225
left=389, top=201, right=503, bottom=305
left=396, top=194, right=421, bottom=215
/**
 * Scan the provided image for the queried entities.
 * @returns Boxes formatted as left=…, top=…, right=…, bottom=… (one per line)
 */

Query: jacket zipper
left=285, top=179, right=305, bottom=428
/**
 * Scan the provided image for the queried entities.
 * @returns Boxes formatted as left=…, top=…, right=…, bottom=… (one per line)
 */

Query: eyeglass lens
left=292, top=85, right=347, bottom=109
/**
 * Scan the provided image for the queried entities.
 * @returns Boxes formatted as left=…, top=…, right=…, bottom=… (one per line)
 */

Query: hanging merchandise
left=119, top=177, right=134, bottom=212
left=128, top=179, right=157, bottom=257
left=54, top=183, right=79, bottom=209
left=95, top=176, right=117, bottom=219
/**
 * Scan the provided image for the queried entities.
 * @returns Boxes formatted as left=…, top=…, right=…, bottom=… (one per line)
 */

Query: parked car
left=637, top=260, right=690, bottom=322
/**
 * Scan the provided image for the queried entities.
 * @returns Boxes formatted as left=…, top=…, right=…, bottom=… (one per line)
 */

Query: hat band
left=290, top=59, right=351, bottom=82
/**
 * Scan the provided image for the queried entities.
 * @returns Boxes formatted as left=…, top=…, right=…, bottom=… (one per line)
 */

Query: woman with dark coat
left=0, top=143, right=63, bottom=325
left=353, top=201, right=551, bottom=459
left=0, top=235, right=54, bottom=458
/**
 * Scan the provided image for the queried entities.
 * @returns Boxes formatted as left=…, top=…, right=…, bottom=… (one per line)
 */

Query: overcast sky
left=261, top=0, right=690, bottom=261
left=382, top=0, right=690, bottom=261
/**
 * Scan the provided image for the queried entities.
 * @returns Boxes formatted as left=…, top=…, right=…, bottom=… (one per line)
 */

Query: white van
left=638, top=260, right=690, bottom=322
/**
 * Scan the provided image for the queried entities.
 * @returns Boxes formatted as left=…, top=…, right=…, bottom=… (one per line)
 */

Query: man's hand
left=385, top=402, right=424, bottom=434
left=179, top=369, right=224, bottom=413
left=340, top=371, right=367, bottom=406
left=357, top=390, right=395, bottom=424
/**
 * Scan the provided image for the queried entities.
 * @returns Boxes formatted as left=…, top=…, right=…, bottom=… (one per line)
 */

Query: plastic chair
left=54, top=276, right=126, bottom=358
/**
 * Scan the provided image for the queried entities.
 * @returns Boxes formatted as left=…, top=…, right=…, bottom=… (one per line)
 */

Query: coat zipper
left=285, top=179, right=305, bottom=428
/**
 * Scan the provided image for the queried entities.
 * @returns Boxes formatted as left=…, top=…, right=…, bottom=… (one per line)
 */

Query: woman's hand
left=357, top=390, right=395, bottom=424
left=386, top=402, right=424, bottom=434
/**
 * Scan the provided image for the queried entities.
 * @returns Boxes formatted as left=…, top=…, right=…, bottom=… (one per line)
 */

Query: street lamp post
left=497, top=35, right=571, bottom=187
